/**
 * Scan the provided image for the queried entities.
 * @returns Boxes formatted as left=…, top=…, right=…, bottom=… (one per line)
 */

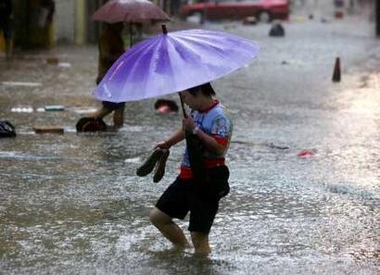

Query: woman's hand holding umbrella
left=182, top=117, right=196, bottom=133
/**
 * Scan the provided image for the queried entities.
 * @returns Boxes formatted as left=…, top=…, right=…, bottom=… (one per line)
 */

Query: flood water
left=1, top=12, right=380, bottom=275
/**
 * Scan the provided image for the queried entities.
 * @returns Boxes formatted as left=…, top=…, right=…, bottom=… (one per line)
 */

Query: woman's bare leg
left=191, top=232, right=211, bottom=255
left=149, top=207, right=190, bottom=248
left=87, top=106, right=112, bottom=120
left=112, top=105, right=125, bottom=128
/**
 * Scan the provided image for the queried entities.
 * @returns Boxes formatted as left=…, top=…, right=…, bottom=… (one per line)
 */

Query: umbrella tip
left=161, top=24, right=167, bottom=34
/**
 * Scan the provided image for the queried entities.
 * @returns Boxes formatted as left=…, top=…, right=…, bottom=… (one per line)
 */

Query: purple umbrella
left=93, top=26, right=260, bottom=103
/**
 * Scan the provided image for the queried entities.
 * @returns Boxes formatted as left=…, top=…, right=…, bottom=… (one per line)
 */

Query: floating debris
left=1, top=81, right=42, bottom=87
left=10, top=106, right=34, bottom=113
left=297, top=149, right=317, bottom=158
left=44, top=105, right=65, bottom=111
left=33, top=126, right=64, bottom=135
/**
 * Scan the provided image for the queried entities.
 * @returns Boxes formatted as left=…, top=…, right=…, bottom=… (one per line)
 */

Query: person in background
left=40, top=0, right=55, bottom=27
left=149, top=82, right=232, bottom=255
left=79, top=22, right=126, bottom=131
left=37, top=0, right=55, bottom=48
left=0, top=0, right=13, bottom=60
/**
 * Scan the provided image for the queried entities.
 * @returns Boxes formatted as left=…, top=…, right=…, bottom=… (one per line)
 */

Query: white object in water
left=44, top=105, right=65, bottom=111
left=2, top=81, right=42, bottom=87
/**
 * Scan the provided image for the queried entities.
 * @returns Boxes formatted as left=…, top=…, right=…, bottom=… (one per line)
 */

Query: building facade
left=11, top=0, right=174, bottom=49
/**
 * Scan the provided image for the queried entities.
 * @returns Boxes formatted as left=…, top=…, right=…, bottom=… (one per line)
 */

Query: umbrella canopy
left=93, top=26, right=260, bottom=103
left=92, top=0, right=170, bottom=23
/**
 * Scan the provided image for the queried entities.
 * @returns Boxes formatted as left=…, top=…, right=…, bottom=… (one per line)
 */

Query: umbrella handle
left=178, top=93, right=188, bottom=118
left=161, top=24, right=167, bottom=34
left=129, top=22, right=133, bottom=47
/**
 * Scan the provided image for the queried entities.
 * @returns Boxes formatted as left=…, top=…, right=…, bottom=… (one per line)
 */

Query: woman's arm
left=182, top=117, right=225, bottom=155
left=156, top=128, right=185, bottom=149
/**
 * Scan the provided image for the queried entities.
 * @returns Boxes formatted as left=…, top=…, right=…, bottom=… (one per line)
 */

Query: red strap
left=179, top=158, right=225, bottom=179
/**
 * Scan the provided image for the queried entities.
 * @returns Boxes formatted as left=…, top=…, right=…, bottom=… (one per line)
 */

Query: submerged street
left=1, top=5, right=380, bottom=275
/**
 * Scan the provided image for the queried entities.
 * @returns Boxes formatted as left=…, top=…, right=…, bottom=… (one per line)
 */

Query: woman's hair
left=188, top=83, right=216, bottom=97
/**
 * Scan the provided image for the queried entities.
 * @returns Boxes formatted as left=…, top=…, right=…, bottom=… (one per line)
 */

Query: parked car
left=180, top=0, right=290, bottom=23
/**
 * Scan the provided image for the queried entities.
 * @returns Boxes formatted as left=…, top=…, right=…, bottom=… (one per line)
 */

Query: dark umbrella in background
left=92, top=0, right=171, bottom=46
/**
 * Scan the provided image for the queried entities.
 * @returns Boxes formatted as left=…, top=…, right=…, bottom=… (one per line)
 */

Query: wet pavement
left=1, top=8, right=380, bottom=275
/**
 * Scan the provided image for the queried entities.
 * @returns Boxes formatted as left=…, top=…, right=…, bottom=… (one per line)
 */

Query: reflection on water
left=1, top=19, right=380, bottom=274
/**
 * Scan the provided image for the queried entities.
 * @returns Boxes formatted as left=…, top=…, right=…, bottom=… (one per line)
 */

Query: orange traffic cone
left=332, top=57, right=341, bottom=82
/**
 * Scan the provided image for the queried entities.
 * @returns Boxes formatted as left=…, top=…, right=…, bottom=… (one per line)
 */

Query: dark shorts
left=155, top=165, right=230, bottom=234
left=102, top=101, right=125, bottom=111
left=0, top=17, right=13, bottom=40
